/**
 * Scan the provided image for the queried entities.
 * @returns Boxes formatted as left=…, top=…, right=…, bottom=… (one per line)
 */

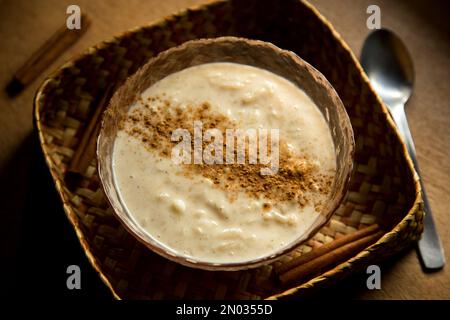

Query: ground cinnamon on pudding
left=120, top=94, right=333, bottom=208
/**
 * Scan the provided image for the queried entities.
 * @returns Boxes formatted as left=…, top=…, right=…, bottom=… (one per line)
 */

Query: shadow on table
left=0, top=133, right=110, bottom=299
left=401, top=0, right=450, bottom=36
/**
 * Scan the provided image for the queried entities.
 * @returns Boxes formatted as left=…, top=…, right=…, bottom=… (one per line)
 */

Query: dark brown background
left=0, top=0, right=449, bottom=299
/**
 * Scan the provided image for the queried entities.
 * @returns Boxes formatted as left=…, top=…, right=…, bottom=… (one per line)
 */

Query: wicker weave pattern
left=34, top=0, right=423, bottom=299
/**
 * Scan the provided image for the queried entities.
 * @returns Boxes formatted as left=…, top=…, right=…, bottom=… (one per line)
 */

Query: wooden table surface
left=1, top=0, right=449, bottom=299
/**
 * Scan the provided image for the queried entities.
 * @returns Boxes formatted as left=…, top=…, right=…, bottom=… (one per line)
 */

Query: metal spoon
left=361, top=28, right=445, bottom=270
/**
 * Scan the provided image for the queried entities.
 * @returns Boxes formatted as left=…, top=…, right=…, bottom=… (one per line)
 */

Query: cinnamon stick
left=6, top=14, right=91, bottom=97
left=67, top=83, right=116, bottom=176
left=278, top=229, right=384, bottom=285
left=276, top=224, right=380, bottom=275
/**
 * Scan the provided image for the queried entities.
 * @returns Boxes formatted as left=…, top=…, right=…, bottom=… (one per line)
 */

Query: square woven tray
left=34, top=0, right=423, bottom=299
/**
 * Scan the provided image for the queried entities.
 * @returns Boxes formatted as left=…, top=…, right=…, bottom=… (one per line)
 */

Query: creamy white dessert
left=112, top=62, right=336, bottom=264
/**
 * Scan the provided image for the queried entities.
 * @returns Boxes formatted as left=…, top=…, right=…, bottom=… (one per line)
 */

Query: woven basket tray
left=34, top=0, right=423, bottom=299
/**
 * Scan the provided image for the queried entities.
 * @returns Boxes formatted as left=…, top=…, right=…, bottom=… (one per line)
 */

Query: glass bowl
left=97, top=36, right=354, bottom=271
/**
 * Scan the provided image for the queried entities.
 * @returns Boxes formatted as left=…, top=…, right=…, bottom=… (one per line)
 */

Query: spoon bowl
left=361, top=29, right=414, bottom=106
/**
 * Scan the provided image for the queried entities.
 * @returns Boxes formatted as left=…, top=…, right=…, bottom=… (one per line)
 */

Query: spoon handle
left=390, top=105, right=445, bottom=270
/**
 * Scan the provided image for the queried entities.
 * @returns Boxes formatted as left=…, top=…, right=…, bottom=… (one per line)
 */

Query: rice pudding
left=112, top=62, right=336, bottom=264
